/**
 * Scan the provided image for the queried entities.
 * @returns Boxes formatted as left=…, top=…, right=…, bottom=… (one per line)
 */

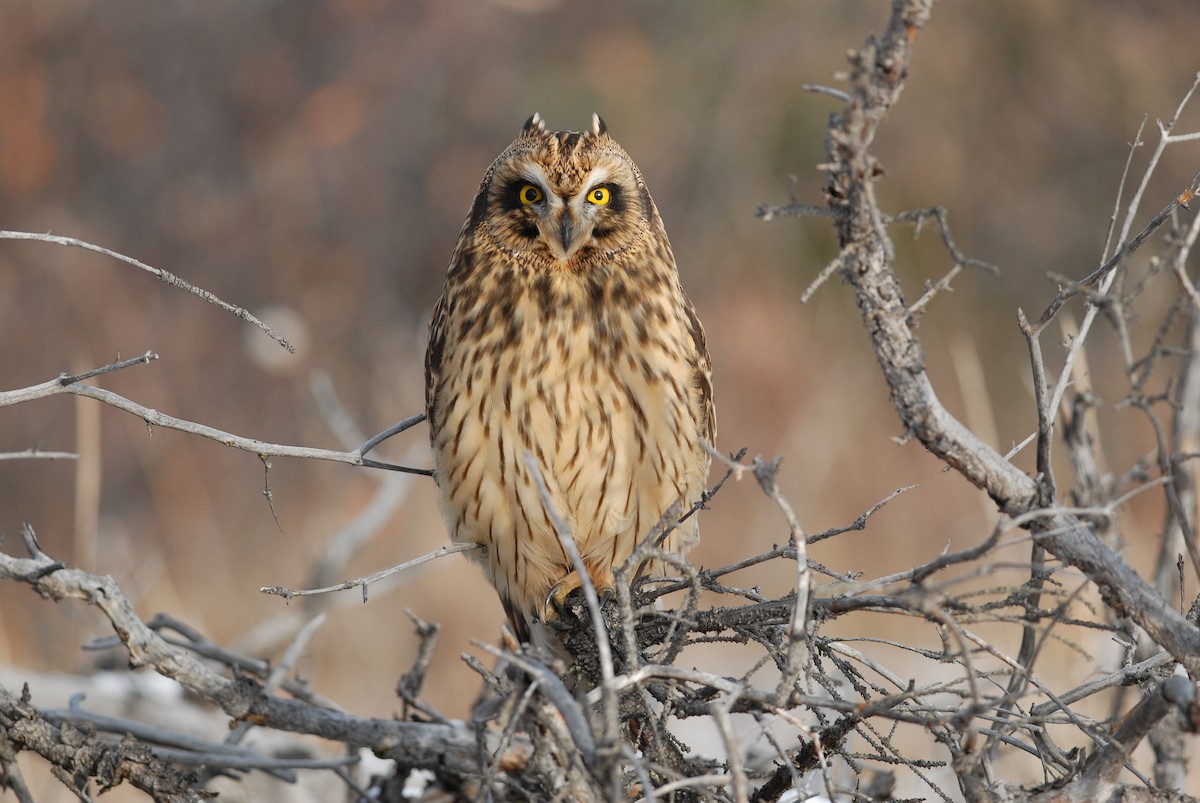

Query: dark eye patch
left=500, top=179, right=544, bottom=211
left=591, top=183, right=624, bottom=213
left=588, top=184, right=623, bottom=241
left=495, top=180, right=543, bottom=239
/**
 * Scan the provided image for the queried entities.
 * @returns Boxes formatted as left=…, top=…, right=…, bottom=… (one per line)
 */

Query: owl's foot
left=542, top=572, right=615, bottom=629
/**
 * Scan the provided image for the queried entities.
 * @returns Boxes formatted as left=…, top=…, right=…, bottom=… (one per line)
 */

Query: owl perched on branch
left=425, top=114, right=715, bottom=653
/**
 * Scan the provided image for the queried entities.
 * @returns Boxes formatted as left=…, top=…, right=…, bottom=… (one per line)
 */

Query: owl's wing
left=682, top=289, right=716, bottom=448
left=424, top=292, right=449, bottom=443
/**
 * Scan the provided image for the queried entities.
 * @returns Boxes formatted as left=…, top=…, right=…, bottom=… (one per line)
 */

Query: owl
left=425, top=114, right=715, bottom=653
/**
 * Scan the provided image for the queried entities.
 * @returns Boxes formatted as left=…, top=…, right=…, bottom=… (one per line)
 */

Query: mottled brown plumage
left=425, top=114, right=714, bottom=651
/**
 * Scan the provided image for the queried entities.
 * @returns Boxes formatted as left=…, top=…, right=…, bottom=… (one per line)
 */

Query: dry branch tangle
left=0, top=685, right=206, bottom=803
left=825, top=0, right=1200, bottom=673
left=0, top=545, right=484, bottom=783
left=3, top=1, right=1200, bottom=800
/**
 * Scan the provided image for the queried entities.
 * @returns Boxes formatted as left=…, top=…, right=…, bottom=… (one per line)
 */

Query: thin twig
left=710, top=688, right=749, bottom=803
left=800, top=247, right=851, bottom=304
left=749, top=457, right=810, bottom=704
left=522, top=453, right=620, bottom=757
left=895, top=205, right=1000, bottom=318
left=3, top=356, right=432, bottom=476
left=0, top=229, right=295, bottom=353
left=0, top=449, right=78, bottom=461
left=261, top=542, right=482, bottom=602
left=473, top=641, right=598, bottom=768
left=1032, top=168, right=1200, bottom=337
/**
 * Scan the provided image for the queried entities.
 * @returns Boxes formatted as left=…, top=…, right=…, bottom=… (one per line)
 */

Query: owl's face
left=473, top=114, right=655, bottom=270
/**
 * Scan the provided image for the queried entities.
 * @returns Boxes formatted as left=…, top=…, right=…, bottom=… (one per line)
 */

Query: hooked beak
left=547, top=208, right=588, bottom=262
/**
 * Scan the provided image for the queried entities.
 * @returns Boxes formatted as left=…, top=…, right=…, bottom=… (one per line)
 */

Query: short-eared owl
left=425, top=114, right=715, bottom=650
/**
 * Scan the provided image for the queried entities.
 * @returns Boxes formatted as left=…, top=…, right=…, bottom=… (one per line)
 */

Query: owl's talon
left=543, top=574, right=617, bottom=628
left=542, top=573, right=582, bottom=628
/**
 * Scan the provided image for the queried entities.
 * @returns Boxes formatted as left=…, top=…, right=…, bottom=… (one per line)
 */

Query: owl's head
left=470, top=114, right=658, bottom=270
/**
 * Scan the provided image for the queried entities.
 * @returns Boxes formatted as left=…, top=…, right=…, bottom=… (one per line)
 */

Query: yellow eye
left=586, top=186, right=611, bottom=205
left=519, top=184, right=543, bottom=205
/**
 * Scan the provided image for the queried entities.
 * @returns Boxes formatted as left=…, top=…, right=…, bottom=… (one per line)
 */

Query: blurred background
left=2, top=0, right=1199, bottom=797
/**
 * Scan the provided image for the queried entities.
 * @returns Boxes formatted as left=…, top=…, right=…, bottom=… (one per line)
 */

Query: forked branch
left=815, top=0, right=1200, bottom=673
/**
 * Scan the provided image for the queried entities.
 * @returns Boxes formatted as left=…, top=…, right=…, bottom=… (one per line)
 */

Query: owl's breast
left=435, top=267, right=699, bottom=502
left=429, top=261, right=708, bottom=617
left=514, top=273, right=698, bottom=497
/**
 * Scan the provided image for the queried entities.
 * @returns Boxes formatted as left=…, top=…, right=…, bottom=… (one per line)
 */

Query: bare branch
left=1, top=356, right=432, bottom=476
left=1052, top=677, right=1199, bottom=803
left=895, top=205, right=1000, bottom=318
left=5, top=5, right=1200, bottom=802
left=0, top=229, right=295, bottom=353
left=799, top=248, right=850, bottom=304
left=0, top=449, right=78, bottom=461
left=1036, top=170, right=1200, bottom=419
left=756, top=174, right=834, bottom=222
left=0, top=541, right=484, bottom=778
left=0, top=684, right=211, bottom=802
left=523, top=452, right=621, bottom=760
left=813, top=0, right=1200, bottom=674
left=260, top=542, right=482, bottom=602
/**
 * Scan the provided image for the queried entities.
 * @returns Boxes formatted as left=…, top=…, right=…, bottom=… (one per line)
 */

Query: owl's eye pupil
left=588, top=187, right=611, bottom=205
left=519, top=185, right=542, bottom=205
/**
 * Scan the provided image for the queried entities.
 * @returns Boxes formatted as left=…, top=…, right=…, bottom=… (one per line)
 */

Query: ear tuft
left=590, top=113, right=608, bottom=137
left=521, top=113, right=545, bottom=135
